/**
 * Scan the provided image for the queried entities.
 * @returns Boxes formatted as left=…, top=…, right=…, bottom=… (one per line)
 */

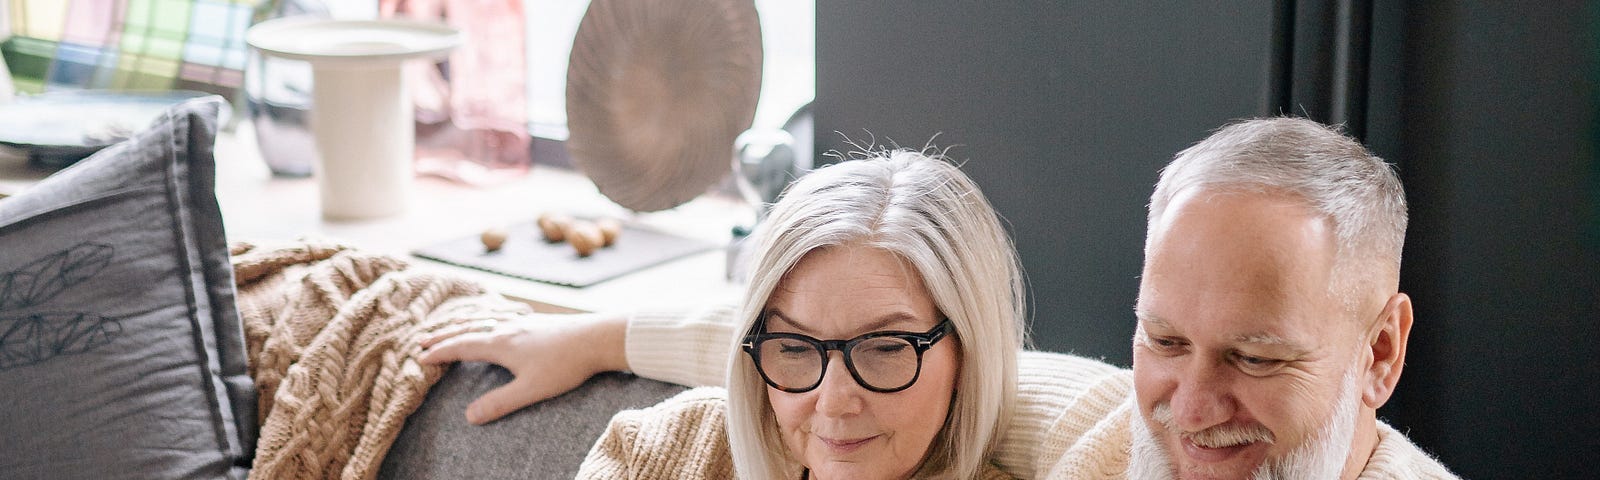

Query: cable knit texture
left=231, top=240, right=532, bottom=480
left=577, top=387, right=734, bottom=479
left=626, top=307, right=1460, bottom=479
left=577, top=387, right=1014, bottom=480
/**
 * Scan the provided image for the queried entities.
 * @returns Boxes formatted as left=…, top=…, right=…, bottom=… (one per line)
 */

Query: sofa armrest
left=380, top=363, right=687, bottom=478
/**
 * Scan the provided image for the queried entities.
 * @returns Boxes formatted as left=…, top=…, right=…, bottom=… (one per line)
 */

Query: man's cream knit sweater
left=623, top=304, right=1460, bottom=479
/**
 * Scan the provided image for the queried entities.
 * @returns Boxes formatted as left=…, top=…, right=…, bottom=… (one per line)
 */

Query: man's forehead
left=1138, top=188, right=1343, bottom=308
left=1150, top=187, right=1330, bottom=240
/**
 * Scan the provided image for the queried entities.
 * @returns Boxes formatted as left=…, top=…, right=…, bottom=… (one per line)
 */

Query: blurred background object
left=0, top=56, right=11, bottom=104
left=732, top=101, right=812, bottom=224
left=243, top=0, right=327, bottom=177
left=0, top=0, right=11, bottom=103
left=732, top=127, right=796, bottom=223
left=0, top=89, right=216, bottom=167
left=382, top=0, right=532, bottom=186
left=725, top=102, right=811, bottom=282
left=247, top=16, right=459, bottom=220
left=0, top=0, right=250, bottom=96
left=0, top=0, right=250, bottom=167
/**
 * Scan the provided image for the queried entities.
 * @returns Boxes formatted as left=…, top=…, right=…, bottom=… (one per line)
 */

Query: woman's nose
left=813, top=352, right=864, bottom=417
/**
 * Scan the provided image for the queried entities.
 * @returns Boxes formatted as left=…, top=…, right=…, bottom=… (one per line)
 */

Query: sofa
left=0, top=96, right=687, bottom=478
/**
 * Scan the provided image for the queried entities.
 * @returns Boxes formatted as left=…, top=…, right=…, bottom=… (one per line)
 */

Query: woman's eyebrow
left=767, top=310, right=924, bottom=336
left=858, top=312, right=922, bottom=332
left=764, top=311, right=814, bottom=336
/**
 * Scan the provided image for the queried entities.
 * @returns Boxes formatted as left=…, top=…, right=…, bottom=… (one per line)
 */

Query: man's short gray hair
left=1148, top=117, right=1408, bottom=305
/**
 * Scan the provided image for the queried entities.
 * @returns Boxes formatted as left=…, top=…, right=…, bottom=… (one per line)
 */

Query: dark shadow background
left=812, top=1, right=1599, bottom=476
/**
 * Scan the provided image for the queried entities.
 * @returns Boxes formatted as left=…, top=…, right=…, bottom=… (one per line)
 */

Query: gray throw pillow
left=0, top=96, right=255, bottom=479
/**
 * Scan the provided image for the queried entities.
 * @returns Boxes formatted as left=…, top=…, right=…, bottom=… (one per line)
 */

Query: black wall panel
left=815, top=0, right=1599, bottom=475
left=816, top=1, right=1272, bottom=364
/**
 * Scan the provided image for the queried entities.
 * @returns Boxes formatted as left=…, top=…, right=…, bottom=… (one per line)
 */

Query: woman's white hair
left=1148, top=117, right=1408, bottom=309
left=725, top=149, right=1026, bottom=479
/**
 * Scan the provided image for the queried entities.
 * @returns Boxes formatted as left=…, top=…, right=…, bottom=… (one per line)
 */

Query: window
left=3, top=0, right=814, bottom=140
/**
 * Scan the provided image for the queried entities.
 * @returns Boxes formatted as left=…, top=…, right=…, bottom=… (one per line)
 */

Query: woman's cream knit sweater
left=577, top=387, right=1014, bottom=479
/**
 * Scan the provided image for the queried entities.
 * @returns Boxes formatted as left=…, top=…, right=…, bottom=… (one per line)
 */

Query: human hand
left=418, top=312, right=628, bottom=425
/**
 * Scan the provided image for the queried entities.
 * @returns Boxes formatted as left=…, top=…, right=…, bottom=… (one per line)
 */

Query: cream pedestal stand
left=246, top=18, right=459, bottom=220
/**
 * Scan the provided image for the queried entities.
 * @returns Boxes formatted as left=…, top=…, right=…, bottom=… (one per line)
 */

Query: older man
left=1118, top=118, right=1443, bottom=479
left=421, top=118, right=1458, bottom=479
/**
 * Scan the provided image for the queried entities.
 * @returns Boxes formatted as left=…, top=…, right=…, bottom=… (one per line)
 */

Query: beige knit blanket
left=230, top=241, right=530, bottom=480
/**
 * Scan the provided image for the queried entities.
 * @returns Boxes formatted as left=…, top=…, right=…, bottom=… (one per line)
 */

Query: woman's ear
left=1362, top=293, right=1413, bottom=409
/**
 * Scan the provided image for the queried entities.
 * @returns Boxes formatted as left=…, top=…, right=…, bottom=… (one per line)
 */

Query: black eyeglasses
left=741, top=315, right=954, bottom=393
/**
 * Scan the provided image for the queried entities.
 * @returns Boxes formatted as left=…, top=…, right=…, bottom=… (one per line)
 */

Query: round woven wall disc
left=565, top=0, right=763, bottom=212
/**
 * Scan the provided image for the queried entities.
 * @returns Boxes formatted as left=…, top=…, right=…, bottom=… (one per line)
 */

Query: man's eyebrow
left=1233, top=332, right=1295, bottom=347
left=1134, top=311, right=1170, bottom=329
left=1136, top=310, right=1312, bottom=354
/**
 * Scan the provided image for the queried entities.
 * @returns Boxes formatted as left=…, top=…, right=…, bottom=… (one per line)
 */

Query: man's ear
left=1362, top=293, right=1413, bottom=409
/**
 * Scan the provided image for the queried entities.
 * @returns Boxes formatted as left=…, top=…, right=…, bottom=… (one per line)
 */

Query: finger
left=420, top=319, right=499, bottom=348
left=419, top=325, right=473, bottom=349
left=465, top=379, right=543, bottom=425
left=417, top=333, right=498, bottom=365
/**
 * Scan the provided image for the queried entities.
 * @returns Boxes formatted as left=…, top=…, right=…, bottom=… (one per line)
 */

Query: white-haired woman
left=575, top=150, right=1025, bottom=479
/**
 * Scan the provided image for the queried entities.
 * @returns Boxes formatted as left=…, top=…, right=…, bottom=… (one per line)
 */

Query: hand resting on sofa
left=417, top=311, right=632, bottom=424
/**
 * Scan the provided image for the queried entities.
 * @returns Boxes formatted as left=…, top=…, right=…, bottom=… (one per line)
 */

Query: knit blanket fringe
left=231, top=241, right=530, bottom=479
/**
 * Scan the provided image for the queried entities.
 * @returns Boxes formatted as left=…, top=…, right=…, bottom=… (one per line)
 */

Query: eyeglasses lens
left=756, top=336, right=920, bottom=391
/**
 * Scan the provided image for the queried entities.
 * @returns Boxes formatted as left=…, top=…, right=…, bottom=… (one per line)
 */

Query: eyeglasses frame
left=740, top=315, right=954, bottom=393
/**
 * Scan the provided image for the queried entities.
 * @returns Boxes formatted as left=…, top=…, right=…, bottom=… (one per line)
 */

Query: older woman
left=573, top=150, right=1025, bottom=479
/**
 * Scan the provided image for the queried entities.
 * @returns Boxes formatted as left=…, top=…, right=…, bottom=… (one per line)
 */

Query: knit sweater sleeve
left=577, top=387, right=735, bottom=480
left=575, top=406, right=641, bottom=480
left=991, top=351, right=1130, bottom=479
left=624, top=303, right=741, bottom=387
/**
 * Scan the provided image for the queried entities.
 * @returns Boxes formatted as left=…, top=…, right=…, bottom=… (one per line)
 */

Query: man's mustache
left=1150, top=403, right=1277, bottom=449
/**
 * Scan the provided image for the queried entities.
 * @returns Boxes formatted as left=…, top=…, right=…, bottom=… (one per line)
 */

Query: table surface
left=0, top=124, right=751, bottom=313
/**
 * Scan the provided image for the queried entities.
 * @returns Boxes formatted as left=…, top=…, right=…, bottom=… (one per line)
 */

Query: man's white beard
left=1127, top=370, right=1360, bottom=480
